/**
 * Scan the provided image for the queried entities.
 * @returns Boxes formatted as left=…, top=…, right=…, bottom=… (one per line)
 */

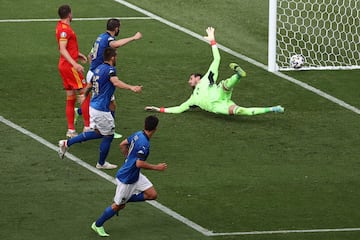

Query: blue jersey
left=90, top=63, right=116, bottom=112
left=89, top=32, right=115, bottom=71
left=116, top=131, right=150, bottom=184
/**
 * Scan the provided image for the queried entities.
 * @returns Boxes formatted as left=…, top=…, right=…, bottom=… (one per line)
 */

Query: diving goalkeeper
left=145, top=27, right=284, bottom=116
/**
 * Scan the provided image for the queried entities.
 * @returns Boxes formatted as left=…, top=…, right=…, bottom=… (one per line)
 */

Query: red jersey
left=56, top=20, right=79, bottom=67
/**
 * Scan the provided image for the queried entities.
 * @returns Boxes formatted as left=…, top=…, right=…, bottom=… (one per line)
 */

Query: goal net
left=268, top=0, right=360, bottom=71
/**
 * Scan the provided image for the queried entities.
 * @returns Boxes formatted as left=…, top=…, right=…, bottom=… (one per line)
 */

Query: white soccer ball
left=289, top=54, right=305, bottom=69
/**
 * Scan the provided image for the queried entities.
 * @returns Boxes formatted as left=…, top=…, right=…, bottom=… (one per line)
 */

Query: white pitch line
left=112, top=0, right=360, bottom=115
left=211, top=227, right=360, bottom=236
left=0, top=17, right=152, bottom=23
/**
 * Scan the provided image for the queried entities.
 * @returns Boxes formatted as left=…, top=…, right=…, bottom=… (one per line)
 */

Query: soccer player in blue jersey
left=75, top=18, right=142, bottom=138
left=145, top=27, right=284, bottom=116
left=58, top=47, right=142, bottom=169
left=91, top=115, right=167, bottom=237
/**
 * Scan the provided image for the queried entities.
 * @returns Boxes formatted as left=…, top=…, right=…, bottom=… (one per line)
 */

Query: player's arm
left=136, top=159, right=167, bottom=171
left=78, top=52, right=87, bottom=64
left=109, top=32, right=142, bottom=48
left=58, top=40, right=84, bottom=73
left=119, top=138, right=129, bottom=158
left=203, top=27, right=220, bottom=82
left=110, top=76, right=142, bottom=93
left=87, top=47, right=94, bottom=64
left=145, top=97, right=194, bottom=114
left=77, top=82, right=93, bottom=104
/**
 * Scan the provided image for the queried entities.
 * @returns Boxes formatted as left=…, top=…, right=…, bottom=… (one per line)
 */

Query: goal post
left=268, top=0, right=360, bottom=72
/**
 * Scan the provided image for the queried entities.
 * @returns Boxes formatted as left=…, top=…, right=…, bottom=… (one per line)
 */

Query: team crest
left=60, top=31, right=67, bottom=38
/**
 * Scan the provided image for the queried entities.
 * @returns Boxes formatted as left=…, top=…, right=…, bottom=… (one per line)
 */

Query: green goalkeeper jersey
left=165, top=45, right=228, bottom=114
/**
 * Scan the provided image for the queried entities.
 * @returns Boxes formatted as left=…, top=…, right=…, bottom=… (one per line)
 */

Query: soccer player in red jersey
left=56, top=4, right=90, bottom=138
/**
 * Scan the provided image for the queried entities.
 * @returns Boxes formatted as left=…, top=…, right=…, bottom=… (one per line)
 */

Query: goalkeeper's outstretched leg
left=229, top=105, right=285, bottom=115
left=221, top=63, right=247, bottom=91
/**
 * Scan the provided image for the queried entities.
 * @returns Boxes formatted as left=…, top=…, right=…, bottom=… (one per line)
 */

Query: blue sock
left=95, top=206, right=117, bottom=227
left=127, top=192, right=145, bottom=202
left=67, top=131, right=102, bottom=147
left=98, top=135, right=114, bottom=165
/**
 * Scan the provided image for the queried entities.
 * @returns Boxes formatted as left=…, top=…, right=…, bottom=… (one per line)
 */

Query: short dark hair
left=58, top=5, right=71, bottom=19
left=145, top=115, right=159, bottom=131
left=107, top=18, right=120, bottom=31
left=190, top=73, right=203, bottom=78
left=103, top=47, right=117, bottom=61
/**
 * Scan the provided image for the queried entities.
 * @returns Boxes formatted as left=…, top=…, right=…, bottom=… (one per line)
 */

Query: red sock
left=81, top=94, right=90, bottom=127
left=66, top=95, right=76, bottom=130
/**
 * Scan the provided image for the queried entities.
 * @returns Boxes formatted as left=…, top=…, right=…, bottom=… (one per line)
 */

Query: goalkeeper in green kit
left=145, top=27, right=284, bottom=116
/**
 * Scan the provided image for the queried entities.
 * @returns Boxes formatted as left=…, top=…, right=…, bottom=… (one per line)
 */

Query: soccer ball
left=289, top=54, right=305, bottom=69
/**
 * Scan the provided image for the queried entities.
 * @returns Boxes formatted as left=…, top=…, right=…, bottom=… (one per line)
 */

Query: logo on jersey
left=60, top=31, right=67, bottom=39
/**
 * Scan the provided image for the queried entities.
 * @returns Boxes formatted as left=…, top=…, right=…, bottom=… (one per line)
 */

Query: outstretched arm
left=110, top=32, right=142, bottom=48
left=203, top=27, right=220, bottom=84
left=145, top=97, right=194, bottom=114
left=110, top=76, right=142, bottom=93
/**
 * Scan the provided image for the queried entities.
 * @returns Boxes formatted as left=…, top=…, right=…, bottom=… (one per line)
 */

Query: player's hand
left=133, top=32, right=142, bottom=40
left=131, top=85, right=142, bottom=93
left=156, top=163, right=167, bottom=171
left=73, top=62, right=84, bottom=73
left=204, top=26, right=215, bottom=42
left=144, top=106, right=160, bottom=112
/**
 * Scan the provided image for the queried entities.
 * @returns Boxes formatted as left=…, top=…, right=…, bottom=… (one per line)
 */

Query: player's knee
left=144, top=189, right=158, bottom=200
left=228, top=105, right=238, bottom=115
left=112, top=203, right=126, bottom=212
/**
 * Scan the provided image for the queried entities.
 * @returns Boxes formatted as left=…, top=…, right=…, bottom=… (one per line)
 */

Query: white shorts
left=89, top=107, right=115, bottom=135
left=86, top=70, right=115, bottom=101
left=113, top=173, right=153, bottom=205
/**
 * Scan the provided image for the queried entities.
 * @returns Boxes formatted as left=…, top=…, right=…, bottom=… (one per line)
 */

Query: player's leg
left=230, top=104, right=284, bottom=115
left=91, top=202, right=125, bottom=237
left=95, top=135, right=116, bottom=169
left=74, top=107, right=81, bottom=125
left=78, top=70, right=94, bottom=130
left=127, top=173, right=156, bottom=202
left=221, top=63, right=247, bottom=92
left=61, top=65, right=88, bottom=137
left=57, top=130, right=103, bottom=159
left=59, top=65, right=78, bottom=137
left=79, top=88, right=90, bottom=131
left=109, top=96, right=122, bottom=139
left=93, top=109, right=117, bottom=169
left=92, top=179, right=129, bottom=237
left=65, top=90, right=77, bottom=138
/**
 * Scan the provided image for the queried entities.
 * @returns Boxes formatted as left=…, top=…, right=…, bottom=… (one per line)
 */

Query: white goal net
left=268, top=0, right=360, bottom=71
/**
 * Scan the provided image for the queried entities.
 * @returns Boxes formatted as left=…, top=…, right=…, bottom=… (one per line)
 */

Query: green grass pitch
left=0, top=0, right=359, bottom=240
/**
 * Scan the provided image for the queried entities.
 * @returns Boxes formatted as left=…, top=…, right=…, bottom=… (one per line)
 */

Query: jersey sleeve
left=202, top=45, right=220, bottom=85
left=164, top=96, right=194, bottom=113
left=107, top=36, right=115, bottom=45
left=58, top=25, right=72, bottom=43
left=109, top=67, right=117, bottom=77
